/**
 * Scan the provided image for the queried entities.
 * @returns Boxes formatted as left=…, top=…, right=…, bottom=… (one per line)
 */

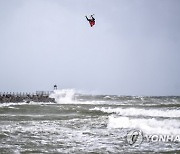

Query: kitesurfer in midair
left=85, top=15, right=95, bottom=27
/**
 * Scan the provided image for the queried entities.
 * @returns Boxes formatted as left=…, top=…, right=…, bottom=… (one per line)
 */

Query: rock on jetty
left=0, top=91, right=55, bottom=103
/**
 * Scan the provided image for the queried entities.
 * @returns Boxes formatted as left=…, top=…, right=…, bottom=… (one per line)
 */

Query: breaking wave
left=91, top=107, right=180, bottom=118
left=107, top=115, right=180, bottom=135
left=49, top=89, right=106, bottom=104
left=50, top=89, right=76, bottom=104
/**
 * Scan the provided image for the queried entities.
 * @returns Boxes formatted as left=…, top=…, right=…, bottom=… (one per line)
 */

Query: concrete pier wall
left=0, top=91, right=55, bottom=103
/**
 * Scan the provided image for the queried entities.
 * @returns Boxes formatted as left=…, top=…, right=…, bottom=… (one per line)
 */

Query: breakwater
left=0, top=91, right=55, bottom=103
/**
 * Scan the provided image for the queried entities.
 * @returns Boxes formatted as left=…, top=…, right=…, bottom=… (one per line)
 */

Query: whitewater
left=0, top=89, right=180, bottom=153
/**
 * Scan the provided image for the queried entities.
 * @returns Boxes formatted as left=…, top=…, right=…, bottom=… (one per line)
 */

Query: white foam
left=108, top=115, right=180, bottom=135
left=0, top=101, right=55, bottom=107
left=0, top=102, right=27, bottom=107
left=49, top=89, right=106, bottom=104
left=49, top=89, right=76, bottom=104
left=92, top=107, right=180, bottom=118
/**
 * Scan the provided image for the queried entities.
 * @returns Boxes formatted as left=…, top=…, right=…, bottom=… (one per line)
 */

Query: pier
left=0, top=91, right=55, bottom=103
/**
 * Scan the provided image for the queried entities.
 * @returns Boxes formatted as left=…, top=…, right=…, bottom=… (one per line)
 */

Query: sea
left=0, top=89, right=180, bottom=154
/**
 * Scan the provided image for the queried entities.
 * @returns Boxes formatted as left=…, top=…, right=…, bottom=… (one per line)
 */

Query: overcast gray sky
left=0, top=0, right=180, bottom=95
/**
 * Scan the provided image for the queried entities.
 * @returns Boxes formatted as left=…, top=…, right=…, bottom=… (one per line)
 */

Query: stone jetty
left=0, top=91, right=55, bottom=103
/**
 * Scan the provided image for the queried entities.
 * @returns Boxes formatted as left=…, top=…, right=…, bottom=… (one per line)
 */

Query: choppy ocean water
left=0, top=89, right=180, bottom=154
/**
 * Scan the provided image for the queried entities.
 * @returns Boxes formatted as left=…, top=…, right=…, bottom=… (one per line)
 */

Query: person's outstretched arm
left=85, top=16, right=89, bottom=21
left=90, top=15, right=95, bottom=21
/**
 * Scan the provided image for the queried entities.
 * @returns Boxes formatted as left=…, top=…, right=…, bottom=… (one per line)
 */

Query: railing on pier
left=0, top=91, right=55, bottom=103
left=0, top=91, right=53, bottom=97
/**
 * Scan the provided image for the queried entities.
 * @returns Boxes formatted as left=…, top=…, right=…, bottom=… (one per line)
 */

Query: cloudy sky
left=0, top=0, right=180, bottom=95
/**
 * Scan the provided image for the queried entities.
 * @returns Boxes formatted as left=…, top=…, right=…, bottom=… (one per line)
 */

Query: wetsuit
left=86, top=16, right=95, bottom=27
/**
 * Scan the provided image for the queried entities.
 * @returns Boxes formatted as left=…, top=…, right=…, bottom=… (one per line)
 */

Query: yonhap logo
left=126, top=130, right=143, bottom=146
left=126, top=129, right=180, bottom=146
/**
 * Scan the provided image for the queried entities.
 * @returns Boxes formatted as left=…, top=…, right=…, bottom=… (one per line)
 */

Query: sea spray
left=50, top=89, right=76, bottom=104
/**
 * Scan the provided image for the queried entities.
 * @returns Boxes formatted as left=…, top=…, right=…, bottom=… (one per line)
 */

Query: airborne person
left=85, top=15, right=95, bottom=27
